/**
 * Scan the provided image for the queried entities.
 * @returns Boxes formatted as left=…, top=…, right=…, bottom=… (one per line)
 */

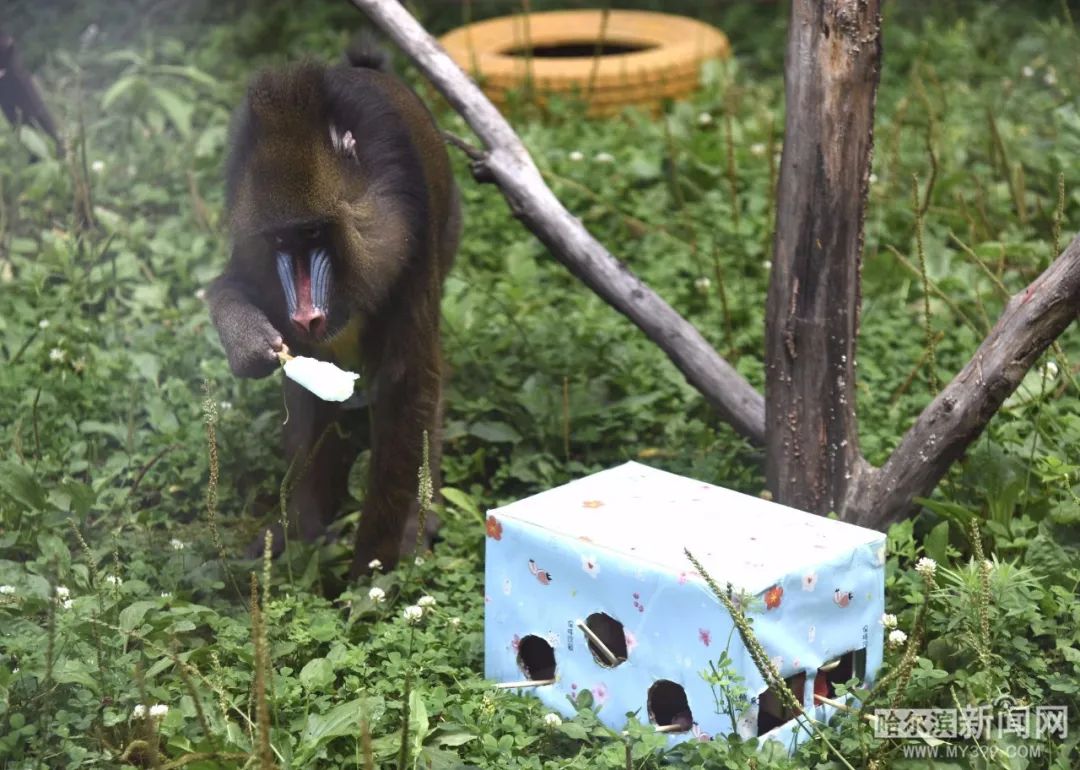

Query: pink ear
left=329, top=124, right=358, bottom=159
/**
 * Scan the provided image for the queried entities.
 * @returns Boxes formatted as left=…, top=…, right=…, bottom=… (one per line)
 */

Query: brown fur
left=207, top=57, right=460, bottom=577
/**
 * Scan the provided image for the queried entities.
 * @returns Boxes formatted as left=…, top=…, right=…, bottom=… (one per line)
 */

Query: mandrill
left=206, top=41, right=460, bottom=577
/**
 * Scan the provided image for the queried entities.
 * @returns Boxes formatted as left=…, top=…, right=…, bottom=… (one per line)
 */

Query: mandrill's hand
left=206, top=279, right=285, bottom=379
left=217, top=308, right=284, bottom=379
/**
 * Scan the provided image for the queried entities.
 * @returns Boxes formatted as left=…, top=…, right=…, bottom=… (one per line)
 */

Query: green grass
left=0, top=1, right=1078, bottom=768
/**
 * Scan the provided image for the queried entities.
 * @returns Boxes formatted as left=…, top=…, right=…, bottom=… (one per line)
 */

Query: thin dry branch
left=846, top=235, right=1080, bottom=529
left=349, top=0, right=765, bottom=443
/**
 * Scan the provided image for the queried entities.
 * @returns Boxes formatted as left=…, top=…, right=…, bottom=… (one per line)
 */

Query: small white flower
left=915, top=557, right=937, bottom=578
left=983, top=559, right=994, bottom=572
left=55, top=585, right=70, bottom=601
left=38, top=319, right=50, bottom=330
left=368, top=558, right=383, bottom=571
left=219, top=401, right=233, bottom=411
left=1022, top=65, right=1035, bottom=78
left=694, top=276, right=712, bottom=293
left=403, top=605, right=423, bottom=624
left=132, top=704, right=147, bottom=719
left=368, top=587, right=386, bottom=604
left=283, top=356, right=360, bottom=403
left=1042, top=361, right=1059, bottom=378
left=0, top=585, right=14, bottom=595
left=49, top=347, right=66, bottom=362
left=170, top=538, right=186, bottom=551
left=418, top=595, right=436, bottom=608
left=414, top=556, right=425, bottom=567
left=568, top=150, right=585, bottom=162
left=543, top=712, right=563, bottom=728
left=881, top=613, right=897, bottom=629
left=104, top=575, right=122, bottom=587
left=149, top=704, right=169, bottom=718
left=194, top=288, right=207, bottom=301
left=90, top=159, right=105, bottom=173
left=62, top=599, right=73, bottom=610
left=696, top=112, right=713, bottom=126
left=594, top=151, right=614, bottom=164
left=762, top=260, right=772, bottom=271
left=750, top=142, right=766, bottom=156
left=448, top=616, right=461, bottom=628
left=160, top=592, right=172, bottom=599
left=802, top=572, right=818, bottom=592
left=1044, top=67, right=1057, bottom=86
left=869, top=173, right=879, bottom=185
left=888, top=629, right=908, bottom=648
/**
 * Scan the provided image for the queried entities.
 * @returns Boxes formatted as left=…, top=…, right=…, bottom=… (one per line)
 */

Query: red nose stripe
left=292, top=253, right=313, bottom=316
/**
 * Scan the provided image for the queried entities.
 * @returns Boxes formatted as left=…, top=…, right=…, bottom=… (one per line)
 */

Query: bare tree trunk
left=765, top=0, right=882, bottom=514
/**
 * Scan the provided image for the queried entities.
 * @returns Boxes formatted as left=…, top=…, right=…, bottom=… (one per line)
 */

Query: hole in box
left=814, top=648, right=867, bottom=702
left=517, top=635, right=557, bottom=680
left=757, top=672, right=806, bottom=735
left=647, top=680, right=693, bottom=732
left=583, top=612, right=628, bottom=668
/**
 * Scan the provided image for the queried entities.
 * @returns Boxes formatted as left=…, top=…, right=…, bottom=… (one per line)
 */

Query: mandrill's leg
left=350, top=342, right=443, bottom=578
left=282, top=377, right=356, bottom=543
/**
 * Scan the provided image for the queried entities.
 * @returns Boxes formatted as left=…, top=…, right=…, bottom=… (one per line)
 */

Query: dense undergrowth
left=0, top=1, right=1078, bottom=767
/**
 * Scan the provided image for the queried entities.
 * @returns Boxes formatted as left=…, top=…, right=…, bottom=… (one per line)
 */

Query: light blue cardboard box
left=484, top=462, right=886, bottom=749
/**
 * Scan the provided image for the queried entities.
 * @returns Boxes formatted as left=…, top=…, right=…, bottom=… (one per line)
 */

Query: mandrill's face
left=265, top=221, right=345, bottom=343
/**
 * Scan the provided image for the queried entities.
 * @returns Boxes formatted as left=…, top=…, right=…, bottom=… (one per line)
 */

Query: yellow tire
left=439, top=10, right=730, bottom=117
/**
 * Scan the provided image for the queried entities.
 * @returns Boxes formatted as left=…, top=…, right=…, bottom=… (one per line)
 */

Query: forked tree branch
left=348, top=0, right=766, bottom=444
left=351, top=0, right=1080, bottom=530
left=846, top=237, right=1080, bottom=529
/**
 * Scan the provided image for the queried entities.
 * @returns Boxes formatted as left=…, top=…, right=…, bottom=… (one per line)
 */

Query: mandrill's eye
left=302, top=224, right=321, bottom=240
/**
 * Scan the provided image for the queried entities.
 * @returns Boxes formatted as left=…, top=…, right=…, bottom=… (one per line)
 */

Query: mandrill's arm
left=206, top=264, right=285, bottom=379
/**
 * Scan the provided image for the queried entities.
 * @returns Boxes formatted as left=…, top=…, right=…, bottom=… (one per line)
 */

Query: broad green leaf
left=153, top=64, right=219, bottom=88
left=79, top=420, right=128, bottom=445
left=0, top=462, right=47, bottom=510
left=468, top=420, right=521, bottom=444
left=298, top=658, right=334, bottom=691
left=101, top=75, right=142, bottom=109
left=557, top=721, right=591, bottom=738
left=53, top=659, right=101, bottom=694
left=17, top=126, right=51, bottom=159
left=441, top=487, right=483, bottom=521
left=151, top=87, right=194, bottom=138
left=924, top=521, right=949, bottom=564
left=119, top=601, right=157, bottom=634
left=298, top=697, right=383, bottom=758
left=409, top=688, right=429, bottom=757
left=129, top=352, right=161, bottom=384
left=435, top=731, right=477, bottom=747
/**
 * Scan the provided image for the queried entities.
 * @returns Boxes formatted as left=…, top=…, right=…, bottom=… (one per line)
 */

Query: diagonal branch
left=845, top=236, right=1080, bottom=529
left=348, top=0, right=765, bottom=443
